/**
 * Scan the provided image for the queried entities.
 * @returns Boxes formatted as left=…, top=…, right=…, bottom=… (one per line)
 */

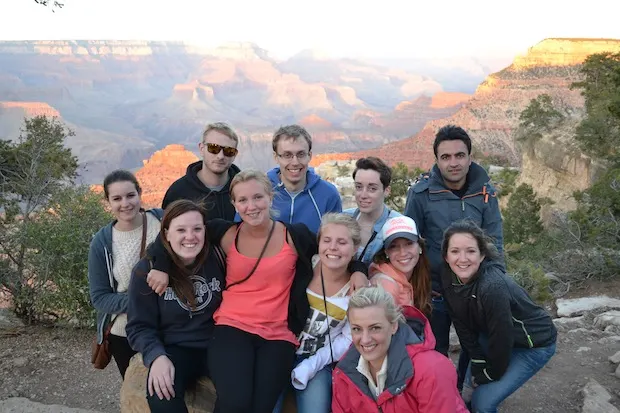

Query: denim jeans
left=272, top=355, right=333, bottom=413
left=431, top=296, right=470, bottom=390
left=463, top=336, right=556, bottom=413
left=431, top=296, right=451, bottom=356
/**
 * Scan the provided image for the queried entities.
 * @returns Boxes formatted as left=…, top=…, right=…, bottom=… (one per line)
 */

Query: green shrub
left=507, top=258, right=551, bottom=303
left=385, top=162, right=423, bottom=213
left=503, top=184, right=543, bottom=245
left=21, top=185, right=112, bottom=326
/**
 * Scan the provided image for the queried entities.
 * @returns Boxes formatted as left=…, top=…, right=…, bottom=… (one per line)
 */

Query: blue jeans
left=431, top=296, right=470, bottom=390
left=272, top=355, right=333, bottom=413
left=431, top=296, right=451, bottom=356
left=464, top=336, right=556, bottom=413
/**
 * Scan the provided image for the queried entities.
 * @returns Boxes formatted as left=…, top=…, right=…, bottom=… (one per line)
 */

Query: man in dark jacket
left=162, top=122, right=241, bottom=220
left=404, top=125, right=504, bottom=386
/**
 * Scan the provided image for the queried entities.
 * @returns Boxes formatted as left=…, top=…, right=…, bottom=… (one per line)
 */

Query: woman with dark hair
left=87, top=169, right=163, bottom=378
left=369, top=216, right=431, bottom=316
left=441, top=220, right=557, bottom=413
left=126, top=199, right=225, bottom=412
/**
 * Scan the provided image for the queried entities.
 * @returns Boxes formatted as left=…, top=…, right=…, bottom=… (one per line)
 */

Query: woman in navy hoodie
left=87, top=170, right=163, bottom=378
left=126, top=199, right=226, bottom=412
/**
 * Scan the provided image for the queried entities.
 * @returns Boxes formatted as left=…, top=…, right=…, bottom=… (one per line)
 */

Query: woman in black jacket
left=441, top=220, right=556, bottom=413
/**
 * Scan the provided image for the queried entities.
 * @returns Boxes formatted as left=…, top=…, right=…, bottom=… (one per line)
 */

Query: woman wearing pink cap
left=369, top=216, right=432, bottom=316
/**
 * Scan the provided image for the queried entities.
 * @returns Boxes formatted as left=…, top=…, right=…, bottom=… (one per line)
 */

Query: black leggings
left=108, top=334, right=136, bottom=379
left=146, top=345, right=210, bottom=413
left=208, top=325, right=296, bottom=413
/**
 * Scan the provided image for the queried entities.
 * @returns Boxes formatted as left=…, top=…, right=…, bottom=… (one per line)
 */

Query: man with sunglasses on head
left=162, top=122, right=241, bottom=220
left=267, top=124, right=342, bottom=234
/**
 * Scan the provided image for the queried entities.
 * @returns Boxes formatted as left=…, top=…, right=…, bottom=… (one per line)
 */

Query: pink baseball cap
left=381, top=216, right=419, bottom=248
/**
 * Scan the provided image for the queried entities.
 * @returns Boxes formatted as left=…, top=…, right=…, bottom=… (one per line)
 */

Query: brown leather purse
left=91, top=212, right=147, bottom=369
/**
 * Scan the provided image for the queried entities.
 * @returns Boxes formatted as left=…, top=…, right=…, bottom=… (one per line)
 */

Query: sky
left=2, top=0, right=620, bottom=60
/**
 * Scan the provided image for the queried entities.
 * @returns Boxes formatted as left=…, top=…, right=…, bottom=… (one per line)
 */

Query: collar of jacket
left=186, top=160, right=241, bottom=193
left=267, top=166, right=322, bottom=192
left=335, top=306, right=431, bottom=402
left=428, top=162, right=491, bottom=197
left=351, top=204, right=393, bottom=233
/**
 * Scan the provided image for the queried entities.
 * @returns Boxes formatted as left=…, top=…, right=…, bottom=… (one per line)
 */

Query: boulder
left=593, top=311, right=620, bottom=329
left=120, top=354, right=297, bottom=413
left=0, top=308, right=24, bottom=328
left=120, top=354, right=215, bottom=413
left=581, top=379, right=620, bottom=413
left=598, top=336, right=620, bottom=346
left=553, top=315, right=585, bottom=332
left=556, top=296, right=620, bottom=317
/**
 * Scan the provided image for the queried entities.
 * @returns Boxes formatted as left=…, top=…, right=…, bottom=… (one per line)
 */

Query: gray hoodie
left=87, top=208, right=164, bottom=344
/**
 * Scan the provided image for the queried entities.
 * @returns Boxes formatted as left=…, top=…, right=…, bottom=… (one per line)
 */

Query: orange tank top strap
left=233, top=222, right=243, bottom=249
left=227, top=220, right=277, bottom=289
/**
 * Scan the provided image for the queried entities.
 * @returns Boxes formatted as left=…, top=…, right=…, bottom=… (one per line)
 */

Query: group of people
left=88, top=122, right=557, bottom=413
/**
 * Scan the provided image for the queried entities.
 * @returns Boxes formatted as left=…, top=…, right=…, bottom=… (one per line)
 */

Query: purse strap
left=226, top=221, right=276, bottom=290
left=139, top=211, right=148, bottom=259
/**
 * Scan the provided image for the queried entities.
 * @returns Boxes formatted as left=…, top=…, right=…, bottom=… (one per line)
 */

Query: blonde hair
left=202, top=122, right=239, bottom=144
left=229, top=169, right=280, bottom=219
left=348, top=286, right=405, bottom=324
left=318, top=213, right=362, bottom=248
left=229, top=169, right=273, bottom=201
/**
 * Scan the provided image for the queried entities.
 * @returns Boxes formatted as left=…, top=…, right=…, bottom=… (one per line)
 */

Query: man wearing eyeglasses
left=266, top=124, right=342, bottom=234
left=162, top=122, right=241, bottom=220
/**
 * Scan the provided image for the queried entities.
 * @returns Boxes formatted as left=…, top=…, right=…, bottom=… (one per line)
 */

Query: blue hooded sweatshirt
left=267, top=166, right=342, bottom=234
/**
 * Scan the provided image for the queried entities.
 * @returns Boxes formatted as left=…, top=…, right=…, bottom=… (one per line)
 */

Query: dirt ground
left=0, top=325, right=617, bottom=412
left=0, top=281, right=619, bottom=412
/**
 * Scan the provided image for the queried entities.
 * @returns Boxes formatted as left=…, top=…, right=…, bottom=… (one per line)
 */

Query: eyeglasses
left=276, top=151, right=309, bottom=161
left=204, top=143, right=238, bottom=157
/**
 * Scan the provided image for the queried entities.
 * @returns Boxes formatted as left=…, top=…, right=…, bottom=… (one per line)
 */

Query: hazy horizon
left=3, top=0, right=620, bottom=60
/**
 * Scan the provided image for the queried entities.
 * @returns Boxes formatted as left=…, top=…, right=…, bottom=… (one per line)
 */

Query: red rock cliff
left=316, top=38, right=620, bottom=170
left=0, top=101, right=60, bottom=117
left=135, top=144, right=199, bottom=208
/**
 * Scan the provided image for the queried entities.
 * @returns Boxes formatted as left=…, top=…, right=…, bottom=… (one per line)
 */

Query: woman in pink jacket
left=332, top=287, right=468, bottom=413
left=369, top=216, right=432, bottom=316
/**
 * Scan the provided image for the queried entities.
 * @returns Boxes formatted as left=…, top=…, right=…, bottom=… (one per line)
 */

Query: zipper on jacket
left=289, top=192, right=295, bottom=223
left=513, top=317, right=534, bottom=347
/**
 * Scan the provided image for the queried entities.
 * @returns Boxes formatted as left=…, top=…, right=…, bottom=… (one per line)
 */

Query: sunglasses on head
left=204, top=143, right=238, bottom=157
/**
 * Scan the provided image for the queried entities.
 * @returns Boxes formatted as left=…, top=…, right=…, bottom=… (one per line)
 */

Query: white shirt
left=357, top=355, right=389, bottom=398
